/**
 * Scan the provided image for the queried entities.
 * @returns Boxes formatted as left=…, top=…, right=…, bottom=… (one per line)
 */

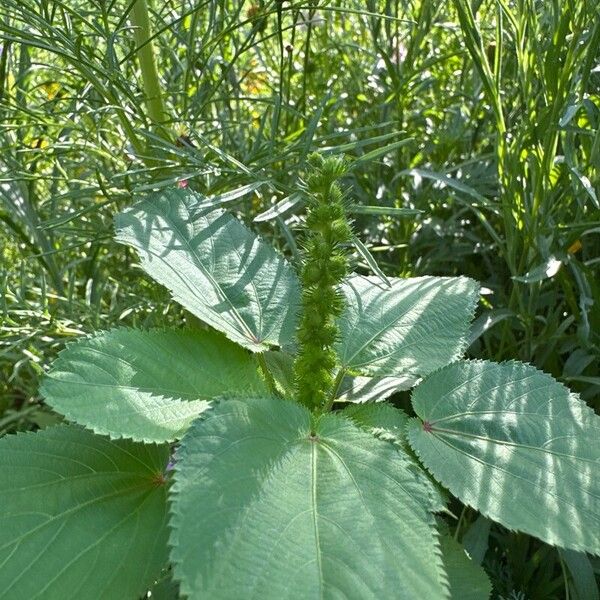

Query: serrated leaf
left=408, top=360, right=600, bottom=554
left=41, top=328, right=267, bottom=442
left=337, top=275, right=479, bottom=377
left=170, top=397, right=449, bottom=599
left=343, top=402, right=448, bottom=511
left=0, top=425, right=169, bottom=600
left=439, top=534, right=491, bottom=600
left=115, top=188, right=300, bottom=351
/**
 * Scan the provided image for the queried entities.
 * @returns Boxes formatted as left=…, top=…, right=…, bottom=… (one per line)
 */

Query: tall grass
left=0, top=1, right=599, bottom=596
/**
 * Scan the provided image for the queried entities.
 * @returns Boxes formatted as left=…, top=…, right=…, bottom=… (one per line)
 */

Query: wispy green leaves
left=0, top=426, right=169, bottom=600
left=408, top=360, right=600, bottom=554
left=41, top=328, right=267, bottom=442
left=337, top=275, right=479, bottom=377
left=170, top=396, right=449, bottom=599
left=115, top=188, right=300, bottom=351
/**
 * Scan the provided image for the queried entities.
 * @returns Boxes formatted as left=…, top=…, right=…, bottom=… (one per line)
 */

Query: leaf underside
left=115, top=188, right=300, bottom=351
left=170, top=396, right=449, bottom=599
left=337, top=275, right=479, bottom=378
left=264, top=350, right=416, bottom=404
left=336, top=373, right=418, bottom=403
left=408, top=360, right=600, bottom=555
left=0, top=425, right=170, bottom=600
left=41, top=328, right=267, bottom=442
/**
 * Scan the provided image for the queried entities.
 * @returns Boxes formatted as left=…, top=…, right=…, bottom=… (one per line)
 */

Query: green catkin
left=294, top=153, right=353, bottom=411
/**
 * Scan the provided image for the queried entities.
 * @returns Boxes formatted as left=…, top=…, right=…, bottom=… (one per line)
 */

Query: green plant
left=1, top=156, right=599, bottom=598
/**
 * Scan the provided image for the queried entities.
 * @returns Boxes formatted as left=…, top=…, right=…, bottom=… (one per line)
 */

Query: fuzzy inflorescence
left=294, top=153, right=353, bottom=411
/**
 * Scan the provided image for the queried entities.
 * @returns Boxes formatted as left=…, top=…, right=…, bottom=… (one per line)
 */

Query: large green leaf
left=115, top=188, right=300, bottom=351
left=0, top=426, right=169, bottom=600
left=408, top=360, right=600, bottom=554
left=41, top=328, right=267, bottom=442
left=336, top=275, right=479, bottom=377
left=170, top=396, right=449, bottom=599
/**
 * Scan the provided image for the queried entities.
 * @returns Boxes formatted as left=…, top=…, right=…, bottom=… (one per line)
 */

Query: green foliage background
left=0, top=0, right=599, bottom=597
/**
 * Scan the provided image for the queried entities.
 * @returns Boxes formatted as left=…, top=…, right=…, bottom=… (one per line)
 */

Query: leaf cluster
left=0, top=176, right=599, bottom=598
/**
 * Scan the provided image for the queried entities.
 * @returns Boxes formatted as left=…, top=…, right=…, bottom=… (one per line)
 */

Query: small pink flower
left=177, top=179, right=188, bottom=189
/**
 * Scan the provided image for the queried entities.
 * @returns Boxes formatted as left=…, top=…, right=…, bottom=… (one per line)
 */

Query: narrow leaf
left=253, top=193, right=303, bottom=222
left=468, top=309, right=514, bottom=346
left=439, top=534, right=491, bottom=600
left=195, top=182, right=267, bottom=209
left=351, top=235, right=391, bottom=287
left=352, top=137, right=413, bottom=164
left=512, top=255, right=563, bottom=283
left=462, top=515, right=491, bottom=565
left=400, top=168, right=492, bottom=209
left=347, top=205, right=422, bottom=217
left=560, top=548, right=600, bottom=600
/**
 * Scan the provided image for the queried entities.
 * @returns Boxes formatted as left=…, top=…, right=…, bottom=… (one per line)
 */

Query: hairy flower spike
left=294, top=153, right=353, bottom=411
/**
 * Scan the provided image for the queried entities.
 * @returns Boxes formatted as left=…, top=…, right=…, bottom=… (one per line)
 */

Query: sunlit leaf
left=115, top=188, right=300, bottom=351
left=41, top=328, right=266, bottom=442
left=337, top=275, right=479, bottom=377
left=170, top=397, right=449, bottom=599
left=408, top=360, right=600, bottom=554
left=336, top=373, right=418, bottom=403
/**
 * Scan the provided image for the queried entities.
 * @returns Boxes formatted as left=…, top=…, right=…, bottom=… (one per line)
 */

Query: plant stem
left=257, top=353, right=280, bottom=398
left=130, top=0, right=169, bottom=138
left=322, top=368, right=346, bottom=414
